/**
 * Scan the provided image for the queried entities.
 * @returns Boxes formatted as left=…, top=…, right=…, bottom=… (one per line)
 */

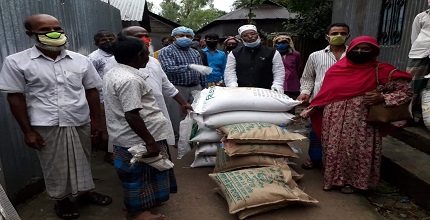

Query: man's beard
left=33, top=38, right=68, bottom=52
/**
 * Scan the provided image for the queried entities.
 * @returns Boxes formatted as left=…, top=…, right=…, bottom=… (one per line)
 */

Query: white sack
left=196, top=143, right=219, bottom=155
left=190, top=126, right=223, bottom=143
left=195, top=111, right=295, bottom=128
left=193, top=87, right=301, bottom=114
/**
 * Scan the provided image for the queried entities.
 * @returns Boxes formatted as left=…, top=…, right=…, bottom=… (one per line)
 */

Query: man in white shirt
left=224, top=24, right=285, bottom=93
left=104, top=35, right=175, bottom=220
left=0, top=14, right=111, bottom=219
left=104, top=26, right=192, bottom=147
left=297, top=23, right=350, bottom=170
left=88, top=30, right=116, bottom=164
left=407, top=5, right=430, bottom=122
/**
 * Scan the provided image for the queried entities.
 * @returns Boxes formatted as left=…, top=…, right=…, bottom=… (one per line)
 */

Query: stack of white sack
left=128, top=144, right=174, bottom=171
left=177, top=87, right=300, bottom=167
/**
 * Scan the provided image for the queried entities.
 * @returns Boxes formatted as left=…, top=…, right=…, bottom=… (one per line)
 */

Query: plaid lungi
left=114, top=140, right=177, bottom=211
left=406, top=57, right=430, bottom=94
left=33, top=123, right=95, bottom=200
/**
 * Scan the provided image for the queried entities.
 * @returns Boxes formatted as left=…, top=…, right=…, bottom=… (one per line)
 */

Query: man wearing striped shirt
left=297, top=23, right=350, bottom=170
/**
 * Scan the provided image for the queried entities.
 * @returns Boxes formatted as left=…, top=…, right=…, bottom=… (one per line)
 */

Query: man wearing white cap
left=224, top=24, right=285, bottom=92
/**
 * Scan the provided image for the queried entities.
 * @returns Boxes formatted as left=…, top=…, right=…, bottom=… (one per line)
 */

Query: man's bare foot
left=133, top=211, right=168, bottom=220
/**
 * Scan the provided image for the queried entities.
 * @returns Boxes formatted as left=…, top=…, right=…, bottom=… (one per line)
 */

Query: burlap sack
left=222, top=140, right=298, bottom=158
left=214, top=148, right=286, bottom=173
left=209, top=166, right=318, bottom=214
left=217, top=123, right=306, bottom=144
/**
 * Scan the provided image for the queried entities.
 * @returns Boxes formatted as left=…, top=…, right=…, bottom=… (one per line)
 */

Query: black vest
left=232, top=45, right=276, bottom=89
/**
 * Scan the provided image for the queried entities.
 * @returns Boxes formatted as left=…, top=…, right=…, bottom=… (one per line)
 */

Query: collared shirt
left=224, top=45, right=285, bottom=88
left=103, top=64, right=171, bottom=148
left=409, top=10, right=430, bottom=58
left=0, top=46, right=102, bottom=126
left=88, top=49, right=113, bottom=103
left=300, top=45, right=347, bottom=100
left=158, top=43, right=207, bottom=88
left=202, top=48, right=227, bottom=83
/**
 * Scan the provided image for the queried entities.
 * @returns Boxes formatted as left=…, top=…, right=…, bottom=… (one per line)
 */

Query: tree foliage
left=232, top=0, right=333, bottom=39
left=159, top=0, right=226, bottom=31
left=283, top=0, right=333, bottom=39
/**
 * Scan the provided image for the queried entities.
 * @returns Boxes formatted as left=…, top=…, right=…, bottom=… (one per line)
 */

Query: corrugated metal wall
left=0, top=0, right=121, bottom=202
left=332, top=0, right=427, bottom=70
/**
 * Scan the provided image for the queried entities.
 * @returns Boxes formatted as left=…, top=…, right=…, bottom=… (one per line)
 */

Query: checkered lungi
left=113, top=140, right=177, bottom=211
left=406, top=57, right=430, bottom=94
left=33, top=123, right=95, bottom=200
left=406, top=58, right=430, bottom=113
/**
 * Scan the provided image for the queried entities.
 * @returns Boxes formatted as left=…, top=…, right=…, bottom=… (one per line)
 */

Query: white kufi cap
left=238, top=24, right=257, bottom=35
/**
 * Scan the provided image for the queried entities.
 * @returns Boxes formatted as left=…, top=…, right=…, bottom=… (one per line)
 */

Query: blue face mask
left=276, top=43, right=289, bottom=51
left=243, top=38, right=261, bottom=48
left=175, top=37, right=192, bottom=47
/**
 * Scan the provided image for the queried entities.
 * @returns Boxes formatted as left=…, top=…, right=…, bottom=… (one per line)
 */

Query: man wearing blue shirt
left=202, top=33, right=227, bottom=86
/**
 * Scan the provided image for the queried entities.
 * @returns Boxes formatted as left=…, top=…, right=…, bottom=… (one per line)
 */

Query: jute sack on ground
left=193, top=87, right=300, bottom=114
left=222, top=140, right=298, bottom=157
left=209, top=166, right=318, bottom=214
left=213, top=148, right=285, bottom=173
left=190, top=125, right=223, bottom=143
left=214, top=188, right=315, bottom=220
left=196, top=142, right=219, bottom=156
left=194, top=111, right=295, bottom=129
left=217, top=123, right=306, bottom=144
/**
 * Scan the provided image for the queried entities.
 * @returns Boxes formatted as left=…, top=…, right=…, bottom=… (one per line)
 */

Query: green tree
left=232, top=0, right=333, bottom=39
left=159, top=0, right=226, bottom=30
left=282, top=0, right=333, bottom=39
left=146, top=1, right=154, bottom=11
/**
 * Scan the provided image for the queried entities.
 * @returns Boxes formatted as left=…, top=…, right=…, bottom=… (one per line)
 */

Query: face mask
left=98, top=42, right=113, bottom=53
left=206, top=41, right=218, bottom=48
left=141, top=36, right=151, bottom=47
left=346, top=51, right=373, bottom=64
left=243, top=38, right=261, bottom=48
left=226, top=46, right=236, bottom=51
left=276, top=43, right=289, bottom=54
left=175, top=37, right=192, bottom=47
left=36, top=32, right=67, bottom=47
left=328, top=35, right=346, bottom=46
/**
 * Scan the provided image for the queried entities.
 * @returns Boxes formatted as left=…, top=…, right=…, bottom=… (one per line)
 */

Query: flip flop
left=134, top=211, right=169, bottom=220
left=79, top=192, right=112, bottom=206
left=341, top=185, right=357, bottom=194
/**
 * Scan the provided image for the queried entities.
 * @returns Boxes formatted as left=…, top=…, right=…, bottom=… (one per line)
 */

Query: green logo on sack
left=206, top=87, right=216, bottom=100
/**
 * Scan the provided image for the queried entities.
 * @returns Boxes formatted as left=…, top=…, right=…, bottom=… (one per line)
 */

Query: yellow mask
left=37, top=32, right=67, bottom=47
left=328, top=35, right=346, bottom=46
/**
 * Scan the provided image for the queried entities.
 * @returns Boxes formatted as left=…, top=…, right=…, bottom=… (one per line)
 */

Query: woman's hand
left=364, top=90, right=385, bottom=106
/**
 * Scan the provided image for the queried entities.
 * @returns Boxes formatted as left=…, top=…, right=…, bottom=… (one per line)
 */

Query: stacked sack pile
left=180, top=86, right=318, bottom=219
left=182, top=86, right=299, bottom=168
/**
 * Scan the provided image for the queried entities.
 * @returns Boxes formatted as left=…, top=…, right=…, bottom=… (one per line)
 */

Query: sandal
left=54, top=200, right=80, bottom=219
left=301, top=160, right=322, bottom=170
left=340, top=185, right=357, bottom=194
left=79, top=192, right=112, bottom=206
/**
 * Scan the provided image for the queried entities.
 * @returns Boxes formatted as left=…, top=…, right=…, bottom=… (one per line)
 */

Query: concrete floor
left=17, top=136, right=384, bottom=220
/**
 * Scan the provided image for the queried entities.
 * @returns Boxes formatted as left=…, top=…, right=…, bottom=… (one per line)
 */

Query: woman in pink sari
left=301, top=36, right=412, bottom=193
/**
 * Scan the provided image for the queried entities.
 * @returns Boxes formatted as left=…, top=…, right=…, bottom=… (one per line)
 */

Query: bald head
left=121, top=26, right=149, bottom=38
left=24, top=14, right=60, bottom=31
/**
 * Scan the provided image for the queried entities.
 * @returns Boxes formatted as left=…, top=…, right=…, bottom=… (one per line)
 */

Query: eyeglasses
left=241, top=32, right=259, bottom=39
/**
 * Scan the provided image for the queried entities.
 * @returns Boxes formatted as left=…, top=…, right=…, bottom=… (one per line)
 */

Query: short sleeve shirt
left=0, top=46, right=102, bottom=126
left=103, top=63, right=170, bottom=148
